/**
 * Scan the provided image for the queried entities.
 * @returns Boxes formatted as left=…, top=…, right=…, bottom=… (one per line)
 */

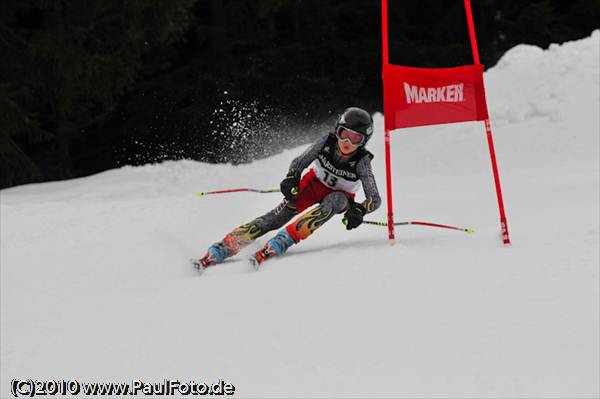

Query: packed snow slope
left=1, top=32, right=599, bottom=398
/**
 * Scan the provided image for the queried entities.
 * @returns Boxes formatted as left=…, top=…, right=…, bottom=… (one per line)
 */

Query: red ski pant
left=293, top=169, right=354, bottom=213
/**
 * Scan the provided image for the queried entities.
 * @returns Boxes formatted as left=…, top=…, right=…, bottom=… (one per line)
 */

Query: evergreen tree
left=0, top=0, right=198, bottom=188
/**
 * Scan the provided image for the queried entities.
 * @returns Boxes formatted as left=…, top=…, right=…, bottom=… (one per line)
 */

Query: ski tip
left=190, top=258, right=206, bottom=274
left=248, top=256, right=261, bottom=271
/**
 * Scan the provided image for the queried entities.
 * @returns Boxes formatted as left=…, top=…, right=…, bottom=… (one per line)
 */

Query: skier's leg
left=199, top=171, right=328, bottom=268
left=252, top=191, right=350, bottom=264
left=286, top=191, right=350, bottom=242
left=200, top=200, right=297, bottom=266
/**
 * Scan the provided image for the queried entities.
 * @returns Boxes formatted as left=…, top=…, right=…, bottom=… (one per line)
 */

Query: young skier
left=193, top=107, right=381, bottom=270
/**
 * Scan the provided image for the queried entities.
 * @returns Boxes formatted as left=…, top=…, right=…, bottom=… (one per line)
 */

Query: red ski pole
left=197, top=188, right=280, bottom=197
left=364, top=220, right=474, bottom=234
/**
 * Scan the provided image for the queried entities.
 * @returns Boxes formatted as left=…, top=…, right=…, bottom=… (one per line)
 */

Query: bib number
left=323, top=171, right=338, bottom=187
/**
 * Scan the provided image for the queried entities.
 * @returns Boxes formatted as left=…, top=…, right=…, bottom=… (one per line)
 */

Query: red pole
left=464, top=0, right=511, bottom=245
left=463, top=0, right=480, bottom=65
left=199, top=188, right=251, bottom=195
left=409, top=221, right=471, bottom=233
left=381, top=0, right=389, bottom=65
left=484, top=119, right=511, bottom=244
left=382, top=0, right=395, bottom=241
left=384, top=129, right=395, bottom=241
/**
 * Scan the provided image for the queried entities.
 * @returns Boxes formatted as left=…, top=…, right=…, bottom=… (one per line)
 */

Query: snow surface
left=1, top=31, right=599, bottom=398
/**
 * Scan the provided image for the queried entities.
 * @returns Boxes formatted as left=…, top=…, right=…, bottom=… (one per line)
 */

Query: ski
left=190, top=258, right=206, bottom=273
left=190, top=254, right=217, bottom=274
left=248, top=246, right=277, bottom=270
left=248, top=255, right=261, bottom=271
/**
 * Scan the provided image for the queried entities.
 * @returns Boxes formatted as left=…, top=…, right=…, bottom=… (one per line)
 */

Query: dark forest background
left=1, top=0, right=598, bottom=188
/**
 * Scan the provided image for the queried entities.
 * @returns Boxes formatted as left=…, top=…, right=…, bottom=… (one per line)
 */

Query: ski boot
left=191, top=239, right=233, bottom=273
left=249, top=229, right=296, bottom=270
left=193, top=222, right=263, bottom=273
left=190, top=257, right=211, bottom=273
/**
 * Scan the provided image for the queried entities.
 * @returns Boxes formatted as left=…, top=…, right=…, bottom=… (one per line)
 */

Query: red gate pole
left=464, top=0, right=511, bottom=245
left=384, top=129, right=395, bottom=241
left=382, top=0, right=395, bottom=241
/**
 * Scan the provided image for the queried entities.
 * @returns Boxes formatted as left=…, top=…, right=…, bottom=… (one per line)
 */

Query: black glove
left=343, top=203, right=366, bottom=230
left=280, top=172, right=300, bottom=201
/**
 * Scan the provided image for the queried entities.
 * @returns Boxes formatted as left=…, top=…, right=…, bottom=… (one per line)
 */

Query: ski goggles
left=335, top=127, right=366, bottom=146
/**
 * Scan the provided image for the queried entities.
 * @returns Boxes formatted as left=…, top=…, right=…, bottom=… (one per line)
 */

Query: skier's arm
left=287, top=134, right=329, bottom=175
left=356, top=156, right=381, bottom=214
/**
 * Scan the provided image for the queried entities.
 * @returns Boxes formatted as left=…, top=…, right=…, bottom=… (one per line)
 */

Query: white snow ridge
left=1, top=31, right=599, bottom=398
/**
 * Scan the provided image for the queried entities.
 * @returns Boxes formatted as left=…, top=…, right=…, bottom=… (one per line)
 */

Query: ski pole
left=197, top=188, right=281, bottom=197
left=363, top=220, right=474, bottom=234
left=197, top=188, right=473, bottom=233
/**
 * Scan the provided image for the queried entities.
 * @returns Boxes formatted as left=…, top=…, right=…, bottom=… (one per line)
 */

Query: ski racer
left=193, top=107, right=381, bottom=270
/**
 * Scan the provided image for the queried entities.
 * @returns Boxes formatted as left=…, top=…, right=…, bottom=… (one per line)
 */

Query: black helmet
left=335, top=107, right=374, bottom=146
